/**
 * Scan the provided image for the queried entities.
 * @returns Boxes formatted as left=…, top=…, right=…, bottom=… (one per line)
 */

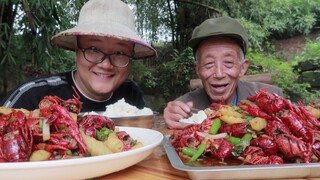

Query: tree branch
left=22, top=0, right=36, bottom=35
left=177, top=0, right=221, bottom=14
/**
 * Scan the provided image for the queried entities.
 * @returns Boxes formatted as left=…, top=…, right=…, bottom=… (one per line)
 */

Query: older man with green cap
left=163, top=16, right=283, bottom=129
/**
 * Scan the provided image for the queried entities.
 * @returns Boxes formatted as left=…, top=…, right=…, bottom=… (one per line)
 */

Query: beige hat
left=51, top=0, right=156, bottom=59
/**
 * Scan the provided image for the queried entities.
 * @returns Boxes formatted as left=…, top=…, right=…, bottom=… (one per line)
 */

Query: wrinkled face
left=74, top=35, right=134, bottom=100
left=195, top=36, right=249, bottom=104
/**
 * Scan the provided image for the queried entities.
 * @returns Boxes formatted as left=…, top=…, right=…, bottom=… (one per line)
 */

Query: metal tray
left=163, top=135, right=320, bottom=180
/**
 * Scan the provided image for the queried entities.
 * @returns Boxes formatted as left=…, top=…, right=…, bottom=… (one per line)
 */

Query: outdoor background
left=1, top=0, right=320, bottom=112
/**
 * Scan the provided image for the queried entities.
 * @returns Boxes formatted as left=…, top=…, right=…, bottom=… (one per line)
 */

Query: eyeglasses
left=79, top=47, right=132, bottom=68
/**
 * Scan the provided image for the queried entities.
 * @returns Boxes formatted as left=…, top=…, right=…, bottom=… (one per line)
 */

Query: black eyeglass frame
left=78, top=47, right=132, bottom=68
left=76, top=36, right=135, bottom=68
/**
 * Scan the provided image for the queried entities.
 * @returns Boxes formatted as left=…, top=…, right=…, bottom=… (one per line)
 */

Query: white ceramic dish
left=0, top=127, right=164, bottom=180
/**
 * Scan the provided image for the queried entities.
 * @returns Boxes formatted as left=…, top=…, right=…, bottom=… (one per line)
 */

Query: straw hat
left=51, top=0, right=156, bottom=59
left=189, top=16, right=248, bottom=55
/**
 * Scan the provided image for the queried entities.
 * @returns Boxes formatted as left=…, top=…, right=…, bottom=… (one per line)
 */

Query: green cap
left=188, top=16, right=248, bottom=55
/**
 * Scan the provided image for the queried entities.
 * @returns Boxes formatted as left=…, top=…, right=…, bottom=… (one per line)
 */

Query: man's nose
left=212, top=65, right=224, bottom=78
left=100, top=56, right=112, bottom=66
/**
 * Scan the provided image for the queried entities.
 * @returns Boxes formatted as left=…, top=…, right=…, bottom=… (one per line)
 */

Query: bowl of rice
left=85, top=98, right=155, bottom=128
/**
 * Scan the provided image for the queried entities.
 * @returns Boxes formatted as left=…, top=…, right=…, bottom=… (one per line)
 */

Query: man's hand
left=163, top=101, right=193, bottom=129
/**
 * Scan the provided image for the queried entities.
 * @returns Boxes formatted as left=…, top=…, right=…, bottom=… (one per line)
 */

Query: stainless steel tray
left=163, top=135, right=320, bottom=180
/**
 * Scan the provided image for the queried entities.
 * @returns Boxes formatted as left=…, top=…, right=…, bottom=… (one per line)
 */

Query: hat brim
left=51, top=22, right=156, bottom=59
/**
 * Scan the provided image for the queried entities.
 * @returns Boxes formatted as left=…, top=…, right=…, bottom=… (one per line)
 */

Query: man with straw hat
left=163, top=16, right=283, bottom=129
left=1, top=0, right=156, bottom=112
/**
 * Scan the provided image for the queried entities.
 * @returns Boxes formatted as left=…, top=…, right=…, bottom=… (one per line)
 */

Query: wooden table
left=97, top=115, right=320, bottom=180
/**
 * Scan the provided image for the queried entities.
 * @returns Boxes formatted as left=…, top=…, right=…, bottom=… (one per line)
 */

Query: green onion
left=96, top=128, right=113, bottom=141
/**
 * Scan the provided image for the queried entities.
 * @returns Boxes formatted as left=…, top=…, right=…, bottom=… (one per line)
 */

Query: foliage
left=156, top=47, right=195, bottom=100
left=126, top=0, right=172, bottom=43
left=246, top=50, right=318, bottom=103
left=261, top=0, right=316, bottom=38
left=293, top=39, right=320, bottom=63
left=0, top=0, right=85, bottom=98
left=130, top=61, right=157, bottom=91
left=239, top=19, right=269, bottom=52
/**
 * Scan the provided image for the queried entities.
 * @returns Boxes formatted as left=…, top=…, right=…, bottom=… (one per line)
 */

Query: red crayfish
left=0, top=89, right=91, bottom=162
left=170, top=88, right=320, bottom=165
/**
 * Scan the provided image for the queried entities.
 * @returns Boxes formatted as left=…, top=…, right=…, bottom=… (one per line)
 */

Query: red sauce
left=181, top=155, right=243, bottom=167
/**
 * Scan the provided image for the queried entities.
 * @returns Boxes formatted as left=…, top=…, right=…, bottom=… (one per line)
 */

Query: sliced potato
left=29, top=150, right=51, bottom=161
left=131, top=142, right=143, bottom=149
left=249, top=117, right=267, bottom=131
left=30, top=109, right=41, bottom=117
left=0, top=106, right=31, bottom=117
left=220, top=115, right=244, bottom=124
left=0, top=106, right=14, bottom=115
left=217, top=107, right=243, bottom=118
left=105, top=132, right=124, bottom=153
left=80, top=131, right=112, bottom=156
left=306, top=105, right=320, bottom=119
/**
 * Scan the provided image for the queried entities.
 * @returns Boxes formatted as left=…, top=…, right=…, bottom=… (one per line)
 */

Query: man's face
left=195, top=36, right=248, bottom=104
left=74, top=35, right=133, bottom=100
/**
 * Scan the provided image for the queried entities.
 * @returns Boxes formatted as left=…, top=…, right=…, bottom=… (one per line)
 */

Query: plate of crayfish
left=0, top=95, right=163, bottom=180
left=164, top=89, right=320, bottom=179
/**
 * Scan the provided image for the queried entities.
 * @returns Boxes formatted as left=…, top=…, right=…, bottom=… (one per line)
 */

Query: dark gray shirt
left=176, top=80, right=283, bottom=110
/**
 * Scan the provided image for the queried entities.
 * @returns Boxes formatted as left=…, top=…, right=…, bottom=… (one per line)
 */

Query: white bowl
left=0, top=127, right=163, bottom=180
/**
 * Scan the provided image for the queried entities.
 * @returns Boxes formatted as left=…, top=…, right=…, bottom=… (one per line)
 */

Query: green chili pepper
left=189, top=141, right=206, bottom=161
left=235, top=108, right=243, bottom=113
left=55, top=155, right=62, bottom=159
left=229, top=134, right=253, bottom=155
left=227, top=136, right=241, bottom=145
left=66, top=151, right=73, bottom=155
left=96, top=127, right=113, bottom=141
left=39, top=119, right=43, bottom=129
left=241, top=133, right=252, bottom=146
left=182, top=147, right=197, bottom=156
left=228, top=134, right=252, bottom=146
left=209, top=118, right=221, bottom=134
left=245, top=116, right=254, bottom=122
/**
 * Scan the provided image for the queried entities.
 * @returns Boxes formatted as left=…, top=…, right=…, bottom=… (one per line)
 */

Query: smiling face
left=195, top=36, right=249, bottom=104
left=74, top=35, right=134, bottom=101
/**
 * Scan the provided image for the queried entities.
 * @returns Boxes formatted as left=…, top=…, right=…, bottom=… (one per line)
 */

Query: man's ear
left=240, top=59, right=249, bottom=76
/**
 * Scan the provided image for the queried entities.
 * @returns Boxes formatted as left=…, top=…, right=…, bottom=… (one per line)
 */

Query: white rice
left=179, top=110, right=207, bottom=125
left=102, top=98, right=153, bottom=117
